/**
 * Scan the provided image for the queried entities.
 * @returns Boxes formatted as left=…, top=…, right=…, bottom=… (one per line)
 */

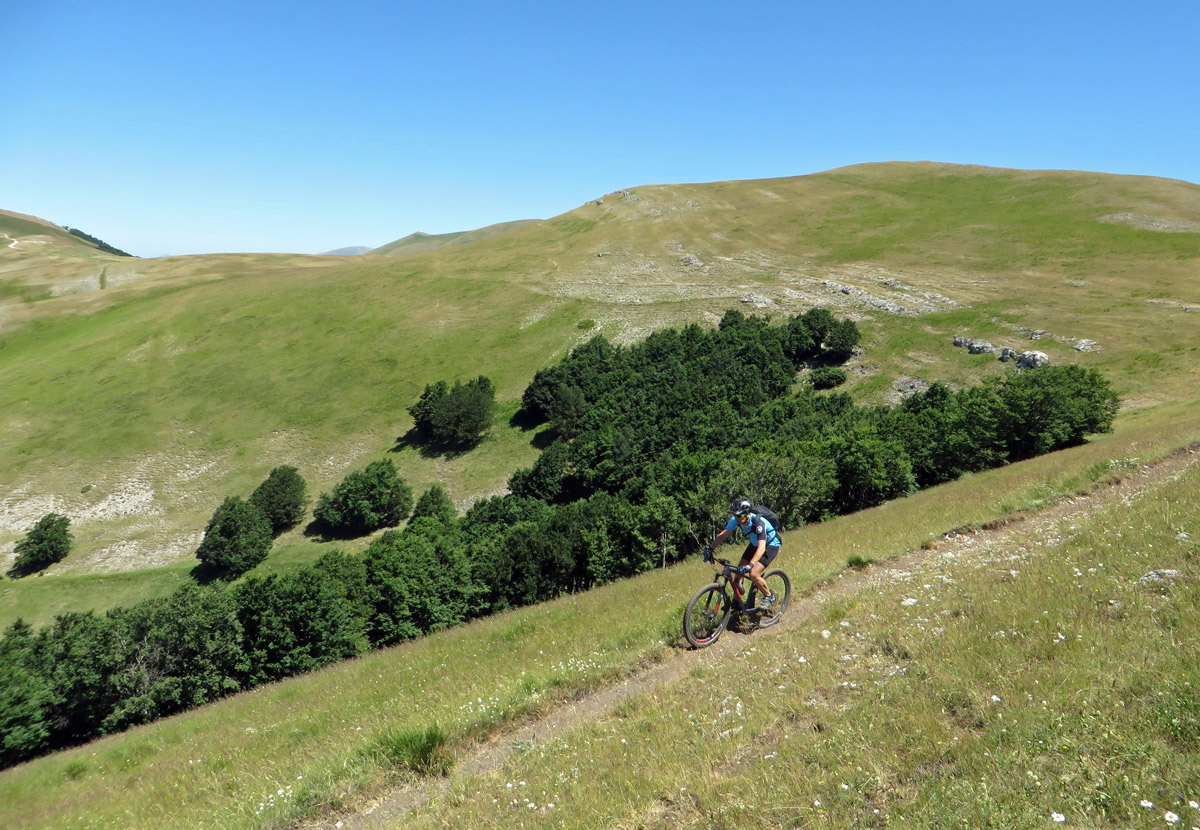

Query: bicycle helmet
left=730, top=497, right=753, bottom=517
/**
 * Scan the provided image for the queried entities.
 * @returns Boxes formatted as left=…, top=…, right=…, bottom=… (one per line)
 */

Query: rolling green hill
left=2, top=161, right=1200, bottom=827
left=0, top=162, right=1198, bottom=619
left=369, top=218, right=542, bottom=256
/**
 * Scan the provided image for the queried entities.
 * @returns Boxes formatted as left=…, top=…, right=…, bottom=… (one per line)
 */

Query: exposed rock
left=1136, top=569, right=1186, bottom=586
left=894, top=376, right=930, bottom=399
left=999, top=346, right=1020, bottom=363
left=1016, top=351, right=1050, bottom=369
left=680, top=253, right=704, bottom=267
left=824, top=280, right=910, bottom=315
left=741, top=294, right=775, bottom=307
left=1074, top=339, right=1101, bottom=352
left=1099, top=213, right=1199, bottom=233
left=953, top=335, right=997, bottom=354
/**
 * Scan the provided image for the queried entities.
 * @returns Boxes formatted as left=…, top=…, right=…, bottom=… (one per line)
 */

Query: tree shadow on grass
left=508, top=407, right=542, bottom=431
left=389, top=428, right=475, bottom=460
left=189, top=561, right=229, bottom=585
left=301, top=517, right=376, bottom=544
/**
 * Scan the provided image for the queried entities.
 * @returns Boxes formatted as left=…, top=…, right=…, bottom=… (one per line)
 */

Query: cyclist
left=705, top=497, right=780, bottom=612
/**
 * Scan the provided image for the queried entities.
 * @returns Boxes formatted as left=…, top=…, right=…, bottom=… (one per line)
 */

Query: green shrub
left=7, top=513, right=72, bottom=578
left=313, top=459, right=413, bottom=536
left=195, top=497, right=272, bottom=578
left=810, top=366, right=848, bottom=389
left=249, top=465, right=308, bottom=535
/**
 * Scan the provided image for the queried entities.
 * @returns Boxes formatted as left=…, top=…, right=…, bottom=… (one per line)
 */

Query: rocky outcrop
left=1016, top=351, right=1050, bottom=369
left=955, top=337, right=1050, bottom=369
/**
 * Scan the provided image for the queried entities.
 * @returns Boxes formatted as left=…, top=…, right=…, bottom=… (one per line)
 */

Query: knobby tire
left=683, top=583, right=731, bottom=648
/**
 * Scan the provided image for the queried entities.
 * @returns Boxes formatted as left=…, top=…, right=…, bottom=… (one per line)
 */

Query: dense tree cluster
left=0, top=308, right=1119, bottom=768
left=63, top=227, right=134, bottom=257
left=408, top=376, right=496, bottom=448
left=312, top=459, right=413, bottom=536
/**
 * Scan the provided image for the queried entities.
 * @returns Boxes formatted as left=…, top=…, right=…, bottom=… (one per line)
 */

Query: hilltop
left=370, top=218, right=542, bottom=256
left=0, top=162, right=1198, bottom=618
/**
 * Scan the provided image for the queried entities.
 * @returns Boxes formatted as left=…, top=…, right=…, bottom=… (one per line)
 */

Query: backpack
left=751, top=504, right=784, bottom=532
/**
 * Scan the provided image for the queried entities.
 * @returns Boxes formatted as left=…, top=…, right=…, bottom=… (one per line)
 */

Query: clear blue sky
left=4, top=0, right=1197, bottom=257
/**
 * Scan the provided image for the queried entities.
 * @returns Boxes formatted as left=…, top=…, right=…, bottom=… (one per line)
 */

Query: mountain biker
left=704, top=497, right=780, bottom=612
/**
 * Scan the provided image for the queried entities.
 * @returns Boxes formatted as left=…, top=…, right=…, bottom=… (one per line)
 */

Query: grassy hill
left=369, top=218, right=542, bottom=256
left=2, top=161, right=1200, bottom=826
left=0, top=162, right=1198, bottom=619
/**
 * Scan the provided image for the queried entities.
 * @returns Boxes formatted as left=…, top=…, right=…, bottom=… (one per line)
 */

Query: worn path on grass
left=299, top=445, right=1200, bottom=829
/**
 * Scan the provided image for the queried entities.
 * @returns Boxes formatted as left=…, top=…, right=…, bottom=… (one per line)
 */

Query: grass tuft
left=370, top=725, right=452, bottom=777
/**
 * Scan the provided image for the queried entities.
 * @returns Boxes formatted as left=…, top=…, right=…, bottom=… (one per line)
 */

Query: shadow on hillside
left=530, top=428, right=558, bottom=450
left=189, top=561, right=229, bottom=585
left=301, top=517, right=375, bottom=543
left=390, top=428, right=473, bottom=460
left=508, top=409, right=559, bottom=449
left=508, top=408, right=541, bottom=431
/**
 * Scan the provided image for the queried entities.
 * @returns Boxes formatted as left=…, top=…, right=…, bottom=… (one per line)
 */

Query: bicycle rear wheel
left=683, top=584, right=732, bottom=648
left=756, top=569, right=791, bottom=628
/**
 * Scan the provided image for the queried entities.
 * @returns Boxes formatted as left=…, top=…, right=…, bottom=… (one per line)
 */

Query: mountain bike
left=683, top=556, right=791, bottom=648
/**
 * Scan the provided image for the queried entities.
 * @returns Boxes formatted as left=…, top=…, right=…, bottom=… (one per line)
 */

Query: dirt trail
left=299, top=445, right=1200, bottom=829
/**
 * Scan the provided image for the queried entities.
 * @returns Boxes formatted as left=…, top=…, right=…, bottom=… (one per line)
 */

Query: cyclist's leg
left=749, top=546, right=780, bottom=597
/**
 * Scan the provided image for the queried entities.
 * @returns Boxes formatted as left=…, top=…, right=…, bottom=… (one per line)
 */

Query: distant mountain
left=371, top=219, right=542, bottom=256
left=321, top=246, right=373, bottom=256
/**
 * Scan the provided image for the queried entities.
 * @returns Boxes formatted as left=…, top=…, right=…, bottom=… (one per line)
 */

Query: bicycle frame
left=710, top=557, right=759, bottom=613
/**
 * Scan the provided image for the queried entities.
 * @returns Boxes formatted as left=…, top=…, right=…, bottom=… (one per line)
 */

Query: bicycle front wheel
left=683, top=584, right=732, bottom=648
left=756, top=569, right=791, bottom=628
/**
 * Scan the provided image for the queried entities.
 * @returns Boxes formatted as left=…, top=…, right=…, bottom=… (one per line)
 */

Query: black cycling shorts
left=741, top=544, right=780, bottom=570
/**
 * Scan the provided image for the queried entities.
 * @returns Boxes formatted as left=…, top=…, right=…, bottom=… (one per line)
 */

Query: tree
left=233, top=569, right=368, bottom=685
left=8, top=513, right=72, bottom=578
left=824, top=319, right=861, bottom=360
left=409, top=376, right=496, bottom=448
left=547, top=383, right=587, bottom=439
left=995, top=365, right=1119, bottom=460
left=195, top=497, right=273, bottom=579
left=313, top=459, right=413, bottom=536
left=826, top=422, right=916, bottom=513
left=411, top=483, right=457, bottom=525
left=249, top=465, right=308, bottom=535
left=362, top=530, right=476, bottom=645
left=102, top=585, right=246, bottom=731
left=802, top=307, right=837, bottom=345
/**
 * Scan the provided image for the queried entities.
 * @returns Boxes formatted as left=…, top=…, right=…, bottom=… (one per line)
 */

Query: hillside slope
left=370, top=218, right=542, bottom=256
left=3, top=425, right=1197, bottom=829
left=0, top=162, right=1197, bottom=592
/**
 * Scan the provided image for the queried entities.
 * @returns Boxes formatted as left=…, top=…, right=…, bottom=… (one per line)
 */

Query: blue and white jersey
left=726, top=513, right=781, bottom=547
